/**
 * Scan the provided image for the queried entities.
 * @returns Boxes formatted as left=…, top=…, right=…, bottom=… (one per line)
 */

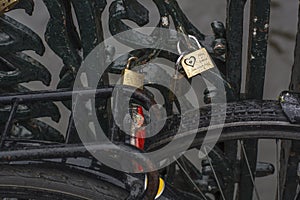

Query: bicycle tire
left=146, top=100, right=300, bottom=199
left=0, top=164, right=128, bottom=200
left=147, top=100, right=298, bottom=150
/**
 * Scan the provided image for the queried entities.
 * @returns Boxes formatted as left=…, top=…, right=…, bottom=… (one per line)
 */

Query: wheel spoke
left=204, top=146, right=226, bottom=200
left=239, top=140, right=261, bottom=200
left=174, top=156, right=208, bottom=200
left=276, top=139, right=281, bottom=200
left=294, top=185, right=300, bottom=200
left=294, top=162, right=300, bottom=200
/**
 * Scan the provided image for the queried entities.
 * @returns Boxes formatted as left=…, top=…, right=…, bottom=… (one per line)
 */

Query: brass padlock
left=0, top=0, right=19, bottom=14
left=178, top=35, right=215, bottom=78
left=122, top=57, right=145, bottom=89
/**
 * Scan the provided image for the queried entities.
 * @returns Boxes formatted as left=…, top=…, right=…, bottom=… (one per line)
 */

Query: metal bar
left=225, top=0, right=247, bottom=198
left=0, top=99, right=19, bottom=149
left=0, top=143, right=140, bottom=161
left=245, top=0, right=271, bottom=98
left=0, top=88, right=112, bottom=104
left=226, top=0, right=247, bottom=97
left=281, top=2, right=300, bottom=199
left=0, top=144, right=90, bottom=161
left=65, top=115, right=73, bottom=144
left=65, top=95, right=81, bottom=144
left=110, top=87, right=122, bottom=142
left=0, top=86, right=153, bottom=106
left=290, top=3, right=300, bottom=93
left=280, top=142, right=300, bottom=199
left=239, top=140, right=258, bottom=200
left=240, top=0, right=271, bottom=199
left=65, top=114, right=81, bottom=144
left=5, top=138, right=60, bottom=145
left=240, top=141, right=260, bottom=200
left=164, top=0, right=205, bottom=41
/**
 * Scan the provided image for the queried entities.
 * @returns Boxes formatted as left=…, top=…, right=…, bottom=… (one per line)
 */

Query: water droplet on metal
left=253, top=16, right=258, bottom=22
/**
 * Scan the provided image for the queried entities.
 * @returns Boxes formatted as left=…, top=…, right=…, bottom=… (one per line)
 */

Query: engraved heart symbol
left=184, top=56, right=196, bottom=67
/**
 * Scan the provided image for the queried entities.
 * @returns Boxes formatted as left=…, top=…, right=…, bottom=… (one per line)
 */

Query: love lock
left=0, top=0, right=19, bottom=14
left=122, top=57, right=145, bottom=89
left=177, top=35, right=216, bottom=79
left=168, top=35, right=216, bottom=101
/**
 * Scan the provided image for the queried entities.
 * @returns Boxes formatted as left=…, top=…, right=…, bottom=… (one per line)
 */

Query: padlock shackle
left=177, top=35, right=202, bottom=55
left=176, top=54, right=185, bottom=70
left=188, top=35, right=202, bottom=49
left=126, top=57, right=138, bottom=70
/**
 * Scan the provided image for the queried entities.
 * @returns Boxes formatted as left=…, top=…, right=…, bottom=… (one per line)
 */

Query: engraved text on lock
left=181, top=48, right=215, bottom=78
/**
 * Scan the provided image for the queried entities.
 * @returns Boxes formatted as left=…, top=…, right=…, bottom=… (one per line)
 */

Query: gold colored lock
left=178, top=35, right=215, bottom=78
left=122, top=57, right=145, bottom=89
left=181, top=48, right=215, bottom=78
left=0, top=0, right=19, bottom=14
